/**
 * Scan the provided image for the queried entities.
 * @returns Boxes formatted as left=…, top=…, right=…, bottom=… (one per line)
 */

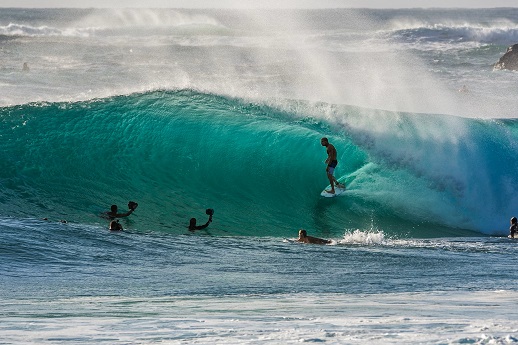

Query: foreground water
left=1, top=217, right=518, bottom=344
left=3, top=292, right=518, bottom=344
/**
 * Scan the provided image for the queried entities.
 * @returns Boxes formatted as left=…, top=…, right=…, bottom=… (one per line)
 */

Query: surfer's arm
left=195, top=215, right=212, bottom=230
left=115, top=209, right=134, bottom=217
left=307, top=236, right=331, bottom=244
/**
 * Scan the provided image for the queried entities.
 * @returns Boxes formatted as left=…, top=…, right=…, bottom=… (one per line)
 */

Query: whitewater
left=1, top=7, right=518, bottom=344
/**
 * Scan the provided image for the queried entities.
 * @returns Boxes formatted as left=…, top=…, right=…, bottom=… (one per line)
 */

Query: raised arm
left=115, top=208, right=134, bottom=218
left=195, top=214, right=212, bottom=230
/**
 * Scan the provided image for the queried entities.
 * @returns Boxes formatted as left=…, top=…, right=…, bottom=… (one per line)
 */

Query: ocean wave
left=0, top=23, right=96, bottom=37
left=0, top=9, right=226, bottom=38
left=387, top=20, right=518, bottom=45
left=0, top=90, right=517, bottom=237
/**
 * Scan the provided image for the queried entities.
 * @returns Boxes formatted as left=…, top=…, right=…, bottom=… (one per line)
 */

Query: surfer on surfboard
left=321, top=137, right=345, bottom=194
left=297, top=229, right=331, bottom=245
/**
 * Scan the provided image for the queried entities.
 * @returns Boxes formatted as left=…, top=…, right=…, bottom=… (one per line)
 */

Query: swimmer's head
left=511, top=217, right=517, bottom=224
left=111, top=205, right=118, bottom=213
left=298, top=229, right=307, bottom=238
left=190, top=218, right=196, bottom=226
left=109, top=219, right=122, bottom=231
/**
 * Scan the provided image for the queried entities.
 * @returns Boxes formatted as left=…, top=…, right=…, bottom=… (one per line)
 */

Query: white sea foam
left=0, top=23, right=95, bottom=37
left=388, top=18, right=518, bottom=40
left=1, top=291, right=517, bottom=344
left=339, top=229, right=386, bottom=245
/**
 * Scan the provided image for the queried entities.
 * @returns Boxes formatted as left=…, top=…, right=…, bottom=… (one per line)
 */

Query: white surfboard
left=320, top=185, right=346, bottom=198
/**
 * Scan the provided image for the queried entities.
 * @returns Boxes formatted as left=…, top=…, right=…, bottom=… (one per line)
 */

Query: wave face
left=1, top=90, right=517, bottom=237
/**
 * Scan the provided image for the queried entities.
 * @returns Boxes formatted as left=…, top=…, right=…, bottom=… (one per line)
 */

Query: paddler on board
left=297, top=229, right=331, bottom=245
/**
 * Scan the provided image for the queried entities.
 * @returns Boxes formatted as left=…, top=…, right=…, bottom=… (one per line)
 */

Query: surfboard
left=320, top=185, right=346, bottom=198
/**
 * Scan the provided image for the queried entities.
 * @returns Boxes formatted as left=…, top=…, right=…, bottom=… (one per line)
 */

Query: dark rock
left=494, top=44, right=518, bottom=71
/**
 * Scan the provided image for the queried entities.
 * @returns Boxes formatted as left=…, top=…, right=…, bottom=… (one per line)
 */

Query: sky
left=2, top=0, right=517, bottom=8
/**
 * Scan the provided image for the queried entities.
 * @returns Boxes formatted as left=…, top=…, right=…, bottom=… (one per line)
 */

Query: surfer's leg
left=327, top=161, right=342, bottom=190
left=326, top=167, right=335, bottom=193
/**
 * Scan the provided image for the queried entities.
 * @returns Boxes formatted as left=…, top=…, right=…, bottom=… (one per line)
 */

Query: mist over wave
left=2, top=8, right=518, bottom=118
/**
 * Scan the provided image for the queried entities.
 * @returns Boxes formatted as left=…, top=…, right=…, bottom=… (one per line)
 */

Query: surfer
left=106, top=201, right=138, bottom=219
left=321, top=137, right=344, bottom=194
left=510, top=217, right=518, bottom=238
left=188, top=208, right=214, bottom=231
left=297, top=229, right=331, bottom=245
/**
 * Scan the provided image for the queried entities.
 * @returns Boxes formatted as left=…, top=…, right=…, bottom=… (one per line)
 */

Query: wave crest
left=388, top=20, right=518, bottom=45
left=0, top=23, right=95, bottom=37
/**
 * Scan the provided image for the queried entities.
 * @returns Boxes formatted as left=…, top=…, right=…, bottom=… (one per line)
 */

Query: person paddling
left=297, top=229, right=331, bottom=245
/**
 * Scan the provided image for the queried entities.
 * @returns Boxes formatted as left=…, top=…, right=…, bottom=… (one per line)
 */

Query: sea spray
left=339, top=229, right=386, bottom=245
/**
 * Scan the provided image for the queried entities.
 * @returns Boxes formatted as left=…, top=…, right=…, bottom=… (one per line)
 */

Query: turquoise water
left=1, top=90, right=517, bottom=237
